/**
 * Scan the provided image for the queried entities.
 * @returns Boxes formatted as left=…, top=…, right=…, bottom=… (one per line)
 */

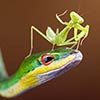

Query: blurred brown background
left=0, top=0, right=99, bottom=100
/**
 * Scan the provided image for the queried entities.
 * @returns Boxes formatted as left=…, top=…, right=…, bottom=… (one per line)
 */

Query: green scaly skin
left=0, top=47, right=83, bottom=98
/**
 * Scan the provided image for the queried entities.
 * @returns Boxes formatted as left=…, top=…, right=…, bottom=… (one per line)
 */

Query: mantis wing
left=46, top=27, right=56, bottom=44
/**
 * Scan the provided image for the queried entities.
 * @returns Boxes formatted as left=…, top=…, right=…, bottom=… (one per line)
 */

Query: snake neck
left=0, top=70, right=39, bottom=98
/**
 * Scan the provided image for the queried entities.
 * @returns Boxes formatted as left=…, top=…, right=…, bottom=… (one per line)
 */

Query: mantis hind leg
left=57, top=39, right=78, bottom=48
left=25, top=26, right=49, bottom=58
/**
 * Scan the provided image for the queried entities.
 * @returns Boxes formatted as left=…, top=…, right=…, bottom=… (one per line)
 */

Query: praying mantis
left=27, top=10, right=89, bottom=57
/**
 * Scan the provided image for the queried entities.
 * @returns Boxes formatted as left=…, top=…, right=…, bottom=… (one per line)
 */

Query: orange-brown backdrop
left=0, top=0, right=99, bottom=100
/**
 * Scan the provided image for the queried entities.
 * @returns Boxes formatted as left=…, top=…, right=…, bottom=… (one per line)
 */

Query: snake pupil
left=42, top=54, right=54, bottom=65
left=44, top=57, right=53, bottom=63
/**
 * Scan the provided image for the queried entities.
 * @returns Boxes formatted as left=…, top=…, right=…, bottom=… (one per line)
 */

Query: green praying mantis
left=27, top=10, right=89, bottom=57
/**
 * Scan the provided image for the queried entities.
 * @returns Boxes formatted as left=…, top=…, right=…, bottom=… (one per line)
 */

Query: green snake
left=0, top=47, right=82, bottom=98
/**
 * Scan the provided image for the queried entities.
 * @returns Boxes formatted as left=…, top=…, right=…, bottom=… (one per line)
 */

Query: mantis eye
left=41, top=54, right=54, bottom=66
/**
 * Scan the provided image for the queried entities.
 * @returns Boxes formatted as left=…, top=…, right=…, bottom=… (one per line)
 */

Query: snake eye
left=41, top=54, right=54, bottom=66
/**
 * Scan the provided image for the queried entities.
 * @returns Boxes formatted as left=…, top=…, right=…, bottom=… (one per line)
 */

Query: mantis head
left=70, top=11, right=84, bottom=24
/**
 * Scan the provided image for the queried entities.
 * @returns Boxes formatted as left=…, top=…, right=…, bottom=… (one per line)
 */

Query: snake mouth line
left=38, top=50, right=83, bottom=84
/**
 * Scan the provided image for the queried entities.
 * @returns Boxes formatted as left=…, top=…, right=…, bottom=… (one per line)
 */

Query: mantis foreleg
left=56, top=10, right=68, bottom=25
